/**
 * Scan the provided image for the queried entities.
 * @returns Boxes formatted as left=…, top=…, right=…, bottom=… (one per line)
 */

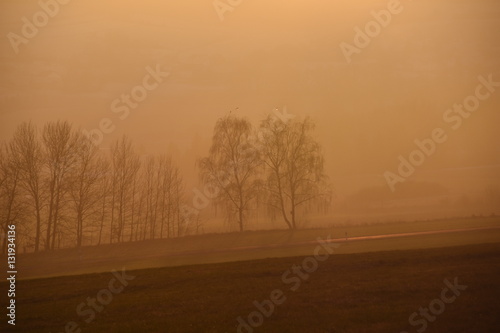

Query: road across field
left=195, top=225, right=500, bottom=254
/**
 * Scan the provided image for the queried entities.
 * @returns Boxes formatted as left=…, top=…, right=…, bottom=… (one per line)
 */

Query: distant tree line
left=0, top=115, right=332, bottom=253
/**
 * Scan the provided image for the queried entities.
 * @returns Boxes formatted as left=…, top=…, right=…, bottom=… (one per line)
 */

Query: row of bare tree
left=1, top=115, right=332, bottom=253
left=0, top=121, right=185, bottom=253
left=199, top=115, right=332, bottom=231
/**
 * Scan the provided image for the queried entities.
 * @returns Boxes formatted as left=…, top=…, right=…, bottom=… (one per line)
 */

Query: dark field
left=2, top=242, right=500, bottom=333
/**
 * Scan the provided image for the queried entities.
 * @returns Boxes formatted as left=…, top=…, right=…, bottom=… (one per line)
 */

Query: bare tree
left=1, top=121, right=192, bottom=251
left=158, top=156, right=171, bottom=238
left=9, top=122, right=45, bottom=252
left=173, top=168, right=185, bottom=237
left=96, top=164, right=111, bottom=246
left=143, top=156, right=157, bottom=240
left=42, top=121, right=78, bottom=250
left=162, top=160, right=184, bottom=237
left=199, top=116, right=261, bottom=232
left=139, top=155, right=185, bottom=239
left=0, top=143, right=24, bottom=254
left=135, top=180, right=146, bottom=241
left=110, top=136, right=140, bottom=243
left=68, top=133, right=107, bottom=248
left=260, top=116, right=331, bottom=229
left=128, top=166, right=139, bottom=242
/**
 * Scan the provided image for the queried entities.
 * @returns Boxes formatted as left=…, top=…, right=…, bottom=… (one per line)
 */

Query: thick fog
left=1, top=0, right=499, bottom=232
